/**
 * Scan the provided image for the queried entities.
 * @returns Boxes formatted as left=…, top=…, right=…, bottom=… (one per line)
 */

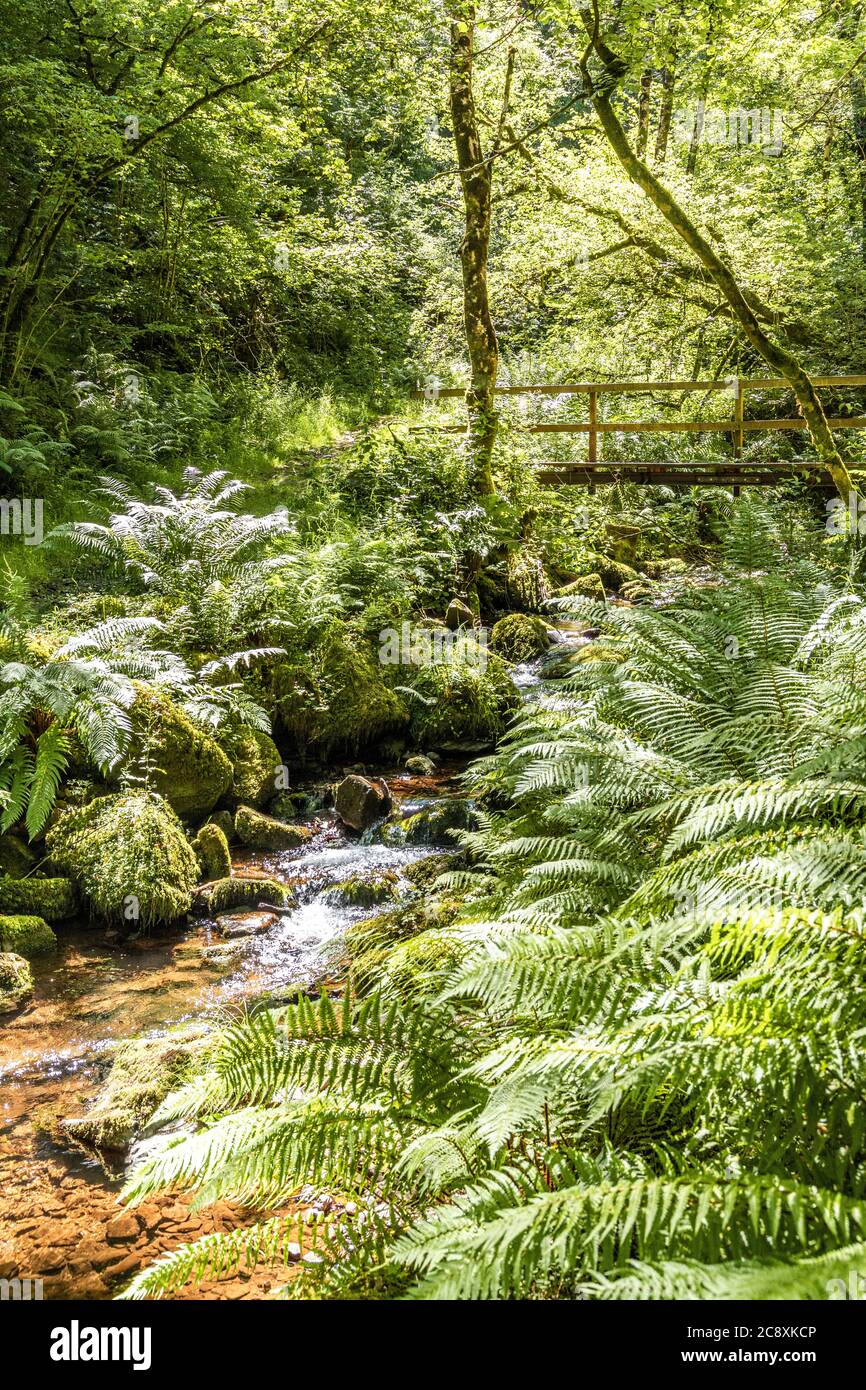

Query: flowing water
left=0, top=632, right=588, bottom=1299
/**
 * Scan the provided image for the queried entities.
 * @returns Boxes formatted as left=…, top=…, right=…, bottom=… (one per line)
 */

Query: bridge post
left=588, top=387, right=598, bottom=495
left=732, top=378, right=744, bottom=496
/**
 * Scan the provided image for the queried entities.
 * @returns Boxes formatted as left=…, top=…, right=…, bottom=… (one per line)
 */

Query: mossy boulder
left=557, top=574, right=607, bottom=602
left=266, top=628, right=409, bottom=754
left=127, top=686, right=232, bottom=819
left=205, top=809, right=236, bottom=842
left=217, top=726, right=283, bottom=810
left=323, top=870, right=400, bottom=908
left=0, top=835, right=36, bottom=878
left=0, top=876, right=77, bottom=922
left=191, top=823, right=232, bottom=881
left=0, top=951, right=34, bottom=1012
left=192, top=876, right=294, bottom=915
left=45, top=792, right=199, bottom=928
left=0, top=914, right=57, bottom=957
left=489, top=614, right=552, bottom=662
left=62, top=1028, right=209, bottom=1152
left=381, top=798, right=478, bottom=847
left=235, top=805, right=312, bottom=851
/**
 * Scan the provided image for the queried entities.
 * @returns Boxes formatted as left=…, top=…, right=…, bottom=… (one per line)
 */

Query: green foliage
left=120, top=519, right=866, bottom=1300
left=400, top=645, right=521, bottom=748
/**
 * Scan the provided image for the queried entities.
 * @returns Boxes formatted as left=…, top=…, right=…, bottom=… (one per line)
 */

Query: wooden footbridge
left=413, top=376, right=866, bottom=488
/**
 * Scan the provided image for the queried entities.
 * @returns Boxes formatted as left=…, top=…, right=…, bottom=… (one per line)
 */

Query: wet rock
left=214, top=910, right=278, bottom=938
left=235, top=805, right=312, bottom=851
left=404, top=754, right=436, bottom=775
left=191, top=823, right=232, bottom=881
left=323, top=870, right=399, bottom=908
left=0, top=914, right=57, bottom=958
left=192, top=876, right=294, bottom=914
left=46, top=791, right=199, bottom=929
left=198, top=941, right=253, bottom=968
left=381, top=799, right=478, bottom=847
left=62, top=1026, right=209, bottom=1153
left=334, top=774, right=391, bottom=831
left=445, top=597, right=474, bottom=630
left=217, top=727, right=283, bottom=810
left=0, top=875, right=77, bottom=921
left=0, top=951, right=34, bottom=1012
left=105, top=1212, right=141, bottom=1241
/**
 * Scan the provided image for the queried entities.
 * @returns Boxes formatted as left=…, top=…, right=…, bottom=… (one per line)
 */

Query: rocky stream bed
left=0, top=633, right=585, bottom=1300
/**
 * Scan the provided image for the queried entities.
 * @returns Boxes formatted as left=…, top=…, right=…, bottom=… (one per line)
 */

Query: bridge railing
left=411, top=376, right=866, bottom=486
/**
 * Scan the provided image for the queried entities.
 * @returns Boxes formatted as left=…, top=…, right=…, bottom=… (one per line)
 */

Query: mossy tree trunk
left=579, top=10, right=856, bottom=503
left=448, top=3, right=498, bottom=498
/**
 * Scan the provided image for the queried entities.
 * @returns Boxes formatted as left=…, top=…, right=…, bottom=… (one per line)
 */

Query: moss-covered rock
left=381, top=799, right=478, bottom=847
left=205, top=809, right=236, bottom=842
left=0, top=835, right=36, bottom=879
left=0, top=951, right=34, bottom=1012
left=217, top=726, right=283, bottom=809
left=403, top=651, right=520, bottom=749
left=404, top=754, right=437, bottom=775
left=235, top=805, right=312, bottom=851
left=45, top=792, right=199, bottom=928
left=0, top=876, right=77, bottom=922
left=126, top=686, right=232, bottom=819
left=191, top=823, right=232, bottom=881
left=489, top=613, right=552, bottom=662
left=192, top=876, right=294, bottom=914
left=266, top=628, right=409, bottom=754
left=323, top=870, right=400, bottom=908
left=62, top=1028, right=209, bottom=1152
left=557, top=574, right=607, bottom=602
left=0, top=914, right=57, bottom=956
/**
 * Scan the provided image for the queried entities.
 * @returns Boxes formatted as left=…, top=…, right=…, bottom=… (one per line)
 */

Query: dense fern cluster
left=120, top=502, right=866, bottom=1301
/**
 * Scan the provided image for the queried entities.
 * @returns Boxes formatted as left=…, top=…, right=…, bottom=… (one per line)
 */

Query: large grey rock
left=334, top=775, right=391, bottom=831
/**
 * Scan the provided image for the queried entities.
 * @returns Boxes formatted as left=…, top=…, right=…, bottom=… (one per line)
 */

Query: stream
left=0, top=632, right=585, bottom=1300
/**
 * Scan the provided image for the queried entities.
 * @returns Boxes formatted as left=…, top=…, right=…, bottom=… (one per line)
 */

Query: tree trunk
left=448, top=4, right=498, bottom=497
left=580, top=15, right=856, bottom=504
left=654, top=57, right=676, bottom=165
left=636, top=69, right=652, bottom=159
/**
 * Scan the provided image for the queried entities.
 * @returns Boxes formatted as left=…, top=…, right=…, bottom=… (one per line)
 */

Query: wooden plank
left=411, top=375, right=866, bottom=399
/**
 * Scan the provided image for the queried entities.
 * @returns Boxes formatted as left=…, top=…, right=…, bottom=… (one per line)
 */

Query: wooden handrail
left=412, top=375, right=866, bottom=398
